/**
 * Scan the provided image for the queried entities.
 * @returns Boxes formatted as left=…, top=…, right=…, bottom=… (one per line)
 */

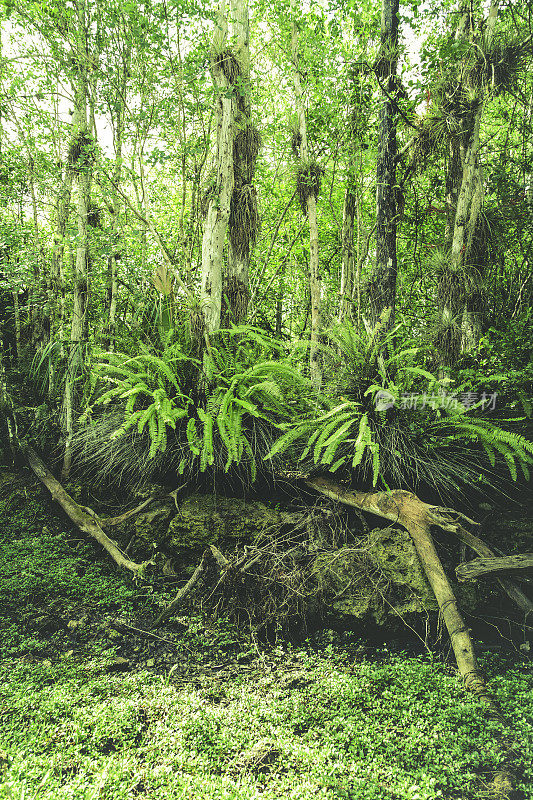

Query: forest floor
left=0, top=466, right=532, bottom=800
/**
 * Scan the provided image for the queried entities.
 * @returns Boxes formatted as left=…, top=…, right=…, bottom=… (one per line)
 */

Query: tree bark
left=367, top=0, right=399, bottom=330
left=200, top=0, right=235, bottom=334
left=62, top=0, right=93, bottom=480
left=291, top=0, right=321, bottom=389
left=226, top=0, right=258, bottom=324
left=338, top=175, right=356, bottom=323
left=104, top=43, right=130, bottom=351
left=445, top=0, right=500, bottom=355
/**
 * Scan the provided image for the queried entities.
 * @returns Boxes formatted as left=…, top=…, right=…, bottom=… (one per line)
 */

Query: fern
left=266, top=401, right=381, bottom=486
left=429, top=417, right=533, bottom=481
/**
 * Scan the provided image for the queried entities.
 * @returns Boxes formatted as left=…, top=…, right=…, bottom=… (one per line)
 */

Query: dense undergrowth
left=1, top=469, right=532, bottom=800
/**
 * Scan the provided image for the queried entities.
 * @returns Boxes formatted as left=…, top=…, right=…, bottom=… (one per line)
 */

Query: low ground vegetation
left=0, top=471, right=531, bottom=800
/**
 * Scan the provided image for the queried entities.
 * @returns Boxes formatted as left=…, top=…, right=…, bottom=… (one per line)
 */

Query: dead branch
left=434, top=520, right=533, bottom=618
left=457, top=553, right=533, bottom=582
left=24, top=445, right=142, bottom=575
left=304, top=478, right=491, bottom=692
left=305, top=476, right=519, bottom=796
left=154, top=545, right=227, bottom=625
left=100, top=498, right=155, bottom=528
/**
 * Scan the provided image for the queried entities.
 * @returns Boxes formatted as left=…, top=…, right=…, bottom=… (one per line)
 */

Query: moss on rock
left=313, top=527, right=439, bottom=625
left=166, top=494, right=285, bottom=557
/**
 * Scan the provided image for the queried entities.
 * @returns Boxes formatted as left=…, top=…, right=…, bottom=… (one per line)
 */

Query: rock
left=134, top=500, right=176, bottom=545
left=165, top=494, right=294, bottom=558
left=313, top=527, right=440, bottom=625
left=107, top=657, right=130, bottom=672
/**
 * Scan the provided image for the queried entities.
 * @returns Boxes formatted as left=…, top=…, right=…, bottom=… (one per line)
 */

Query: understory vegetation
left=1, top=478, right=531, bottom=800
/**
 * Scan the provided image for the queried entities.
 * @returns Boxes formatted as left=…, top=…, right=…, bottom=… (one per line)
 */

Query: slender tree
left=367, top=0, right=400, bottom=330
left=291, top=0, right=321, bottom=389
left=62, top=0, right=96, bottom=479
left=200, top=0, right=236, bottom=334
left=225, top=0, right=260, bottom=324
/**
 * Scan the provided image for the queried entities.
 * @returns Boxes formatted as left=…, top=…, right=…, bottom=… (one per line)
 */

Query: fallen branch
left=305, top=476, right=518, bottom=796
left=437, top=522, right=533, bottom=618
left=99, top=498, right=155, bottom=528
left=457, top=553, right=533, bottom=582
left=24, top=445, right=142, bottom=575
left=304, top=478, right=489, bottom=688
left=154, top=545, right=228, bottom=625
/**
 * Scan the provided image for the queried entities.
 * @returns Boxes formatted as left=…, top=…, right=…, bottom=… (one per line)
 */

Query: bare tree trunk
left=367, top=0, right=399, bottom=330
left=104, top=44, right=130, bottom=352
left=447, top=0, right=500, bottom=354
left=291, top=0, right=321, bottom=389
left=200, top=0, right=235, bottom=334
left=338, top=175, right=356, bottom=323
left=0, top=337, right=19, bottom=457
left=26, top=446, right=142, bottom=575
left=49, top=167, right=73, bottom=396
left=62, top=0, right=93, bottom=480
left=11, top=290, right=20, bottom=360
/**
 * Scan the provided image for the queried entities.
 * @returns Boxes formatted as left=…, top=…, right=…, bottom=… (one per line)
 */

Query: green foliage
left=87, top=326, right=312, bottom=486
left=1, top=637, right=531, bottom=800
left=266, top=319, right=533, bottom=494
left=92, top=344, right=193, bottom=458
left=267, top=402, right=381, bottom=485
left=428, top=416, right=533, bottom=482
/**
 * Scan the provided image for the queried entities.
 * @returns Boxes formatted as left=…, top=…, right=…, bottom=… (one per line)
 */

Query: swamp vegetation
left=0, top=0, right=532, bottom=796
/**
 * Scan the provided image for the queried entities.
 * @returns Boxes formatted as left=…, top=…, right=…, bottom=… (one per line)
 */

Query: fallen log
left=457, top=553, right=533, bottom=582
left=443, top=524, right=533, bottom=617
left=305, top=477, right=489, bottom=691
left=304, top=476, right=519, bottom=797
left=24, top=445, right=142, bottom=575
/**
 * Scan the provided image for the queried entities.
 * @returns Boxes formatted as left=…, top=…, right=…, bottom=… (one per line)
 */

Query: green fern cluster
left=91, top=345, right=193, bottom=458
left=429, top=416, right=533, bottom=482
left=90, top=327, right=312, bottom=482
left=266, top=402, right=380, bottom=485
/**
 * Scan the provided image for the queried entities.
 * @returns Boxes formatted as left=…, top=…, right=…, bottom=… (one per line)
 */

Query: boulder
left=313, top=527, right=439, bottom=624
left=166, top=494, right=290, bottom=558
left=134, top=500, right=176, bottom=546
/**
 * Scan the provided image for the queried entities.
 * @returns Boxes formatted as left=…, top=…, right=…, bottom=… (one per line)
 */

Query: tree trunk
left=367, top=0, right=399, bottom=330
left=338, top=176, right=356, bottom=323
left=25, top=446, right=142, bottom=575
left=103, top=44, right=130, bottom=352
left=226, top=0, right=259, bottom=324
left=200, top=0, right=235, bottom=335
left=445, top=0, right=500, bottom=355
left=62, top=0, right=93, bottom=480
left=291, top=0, right=321, bottom=389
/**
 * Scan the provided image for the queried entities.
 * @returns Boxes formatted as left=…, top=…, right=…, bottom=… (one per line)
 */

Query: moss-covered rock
left=134, top=500, right=176, bottom=546
left=313, top=527, right=439, bottom=625
left=166, top=494, right=288, bottom=558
